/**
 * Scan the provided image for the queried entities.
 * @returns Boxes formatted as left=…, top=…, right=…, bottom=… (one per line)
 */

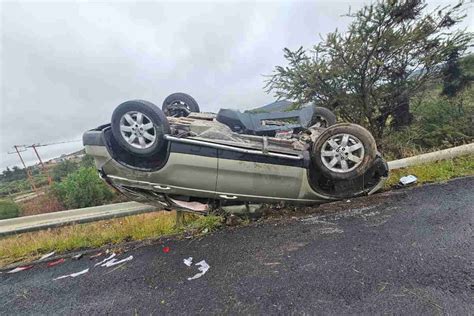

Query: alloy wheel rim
left=320, top=133, right=365, bottom=173
left=119, top=111, right=157, bottom=149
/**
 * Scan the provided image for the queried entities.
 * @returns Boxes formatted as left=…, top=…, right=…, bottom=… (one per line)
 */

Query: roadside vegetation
left=0, top=200, right=20, bottom=220
left=385, top=155, right=474, bottom=188
left=52, top=167, right=115, bottom=209
left=0, top=211, right=223, bottom=267
left=0, top=155, right=119, bottom=219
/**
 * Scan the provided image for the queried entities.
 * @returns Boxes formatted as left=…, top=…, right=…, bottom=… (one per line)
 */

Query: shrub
left=382, top=88, right=474, bottom=159
left=52, top=160, right=78, bottom=182
left=52, top=167, right=115, bottom=209
left=0, top=200, right=20, bottom=220
left=80, top=154, right=95, bottom=168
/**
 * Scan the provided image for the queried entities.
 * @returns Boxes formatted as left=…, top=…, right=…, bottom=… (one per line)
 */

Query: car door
left=216, top=147, right=305, bottom=202
left=151, top=141, right=218, bottom=198
left=105, top=140, right=218, bottom=199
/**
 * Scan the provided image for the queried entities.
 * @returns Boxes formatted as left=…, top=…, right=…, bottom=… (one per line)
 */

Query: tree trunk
left=392, top=92, right=412, bottom=129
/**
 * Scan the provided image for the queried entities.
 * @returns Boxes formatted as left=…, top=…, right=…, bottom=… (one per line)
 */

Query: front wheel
left=311, top=123, right=377, bottom=180
left=111, top=100, right=170, bottom=157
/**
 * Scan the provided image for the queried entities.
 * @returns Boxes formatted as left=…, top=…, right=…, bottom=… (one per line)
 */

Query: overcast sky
left=0, top=0, right=472, bottom=170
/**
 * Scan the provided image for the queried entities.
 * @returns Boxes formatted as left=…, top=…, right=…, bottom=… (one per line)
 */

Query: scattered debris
left=72, top=254, right=83, bottom=260
left=225, top=214, right=241, bottom=226
left=187, top=260, right=210, bottom=281
left=7, top=265, right=34, bottom=274
left=399, top=175, right=417, bottom=186
left=47, top=258, right=65, bottom=267
left=39, top=252, right=55, bottom=261
left=101, top=255, right=133, bottom=267
left=163, top=246, right=170, bottom=253
left=94, top=253, right=116, bottom=267
left=54, top=268, right=89, bottom=280
left=89, top=252, right=103, bottom=259
left=169, top=198, right=208, bottom=212
left=183, top=257, right=193, bottom=267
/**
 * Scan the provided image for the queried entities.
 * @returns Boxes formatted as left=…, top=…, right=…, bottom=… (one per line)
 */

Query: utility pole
left=29, top=144, right=53, bottom=185
left=11, top=145, right=38, bottom=192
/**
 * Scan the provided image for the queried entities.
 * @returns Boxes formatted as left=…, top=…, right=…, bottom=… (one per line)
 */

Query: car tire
left=308, top=106, right=337, bottom=128
left=111, top=100, right=170, bottom=157
left=311, top=123, right=377, bottom=180
left=162, top=92, right=200, bottom=117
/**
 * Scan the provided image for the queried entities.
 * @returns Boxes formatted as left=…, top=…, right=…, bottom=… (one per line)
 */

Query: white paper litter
left=72, top=253, right=83, bottom=260
left=7, top=266, right=32, bottom=274
left=94, top=253, right=116, bottom=267
left=400, top=175, right=417, bottom=185
left=39, top=251, right=55, bottom=260
left=187, top=260, right=210, bottom=280
left=54, top=268, right=89, bottom=280
left=183, top=257, right=193, bottom=267
left=101, top=255, right=133, bottom=267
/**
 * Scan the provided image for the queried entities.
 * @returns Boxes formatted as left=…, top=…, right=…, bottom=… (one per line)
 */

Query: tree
left=266, top=0, right=472, bottom=139
left=441, top=49, right=472, bottom=98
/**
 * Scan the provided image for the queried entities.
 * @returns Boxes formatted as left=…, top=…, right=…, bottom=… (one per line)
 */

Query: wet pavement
left=1, top=177, right=473, bottom=314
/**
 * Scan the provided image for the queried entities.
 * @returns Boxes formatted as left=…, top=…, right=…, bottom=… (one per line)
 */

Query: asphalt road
left=1, top=177, right=473, bottom=315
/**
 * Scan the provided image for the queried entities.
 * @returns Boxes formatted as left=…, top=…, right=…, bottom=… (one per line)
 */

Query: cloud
left=1, top=0, right=470, bottom=169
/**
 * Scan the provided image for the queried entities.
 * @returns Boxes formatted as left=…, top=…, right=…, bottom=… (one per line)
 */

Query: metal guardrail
left=0, top=202, right=156, bottom=237
left=387, top=143, right=474, bottom=170
left=1, top=143, right=472, bottom=237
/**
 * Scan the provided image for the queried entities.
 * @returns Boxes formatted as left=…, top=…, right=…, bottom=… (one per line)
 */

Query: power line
left=27, top=139, right=82, bottom=147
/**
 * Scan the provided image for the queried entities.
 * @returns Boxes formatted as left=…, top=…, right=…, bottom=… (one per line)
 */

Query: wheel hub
left=320, top=133, right=365, bottom=173
left=119, top=111, right=157, bottom=149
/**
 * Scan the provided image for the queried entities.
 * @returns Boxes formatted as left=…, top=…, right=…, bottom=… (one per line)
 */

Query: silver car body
left=84, top=113, right=388, bottom=212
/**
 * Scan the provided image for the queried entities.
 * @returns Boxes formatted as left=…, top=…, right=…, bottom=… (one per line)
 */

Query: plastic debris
left=47, top=258, right=65, bottom=267
left=54, top=268, right=89, bottom=280
left=101, top=255, right=133, bottom=267
left=39, top=251, right=55, bottom=261
left=72, top=254, right=83, bottom=260
left=400, top=175, right=417, bottom=186
left=163, top=246, right=170, bottom=253
left=187, top=260, right=210, bottom=281
left=183, top=257, right=193, bottom=267
left=7, top=265, right=34, bottom=273
left=89, top=252, right=103, bottom=259
left=94, top=253, right=116, bottom=267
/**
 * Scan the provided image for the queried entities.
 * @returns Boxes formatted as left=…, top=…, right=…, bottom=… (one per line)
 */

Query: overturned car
left=83, top=96, right=388, bottom=214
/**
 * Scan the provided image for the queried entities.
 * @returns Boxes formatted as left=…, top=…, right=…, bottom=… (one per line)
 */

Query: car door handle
left=154, top=185, right=171, bottom=190
left=219, top=194, right=238, bottom=200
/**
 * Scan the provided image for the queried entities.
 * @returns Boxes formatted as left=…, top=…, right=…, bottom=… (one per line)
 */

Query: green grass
left=385, top=155, right=474, bottom=188
left=0, top=211, right=223, bottom=267
left=0, top=199, right=20, bottom=220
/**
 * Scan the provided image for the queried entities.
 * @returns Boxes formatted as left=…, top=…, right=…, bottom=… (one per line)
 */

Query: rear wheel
left=311, top=123, right=376, bottom=180
left=162, top=92, right=200, bottom=117
left=308, top=106, right=337, bottom=128
left=111, top=100, right=170, bottom=157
